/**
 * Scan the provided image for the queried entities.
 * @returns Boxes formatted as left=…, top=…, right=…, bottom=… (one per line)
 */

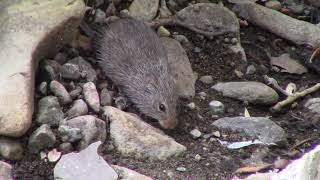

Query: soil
left=7, top=1, right=320, bottom=180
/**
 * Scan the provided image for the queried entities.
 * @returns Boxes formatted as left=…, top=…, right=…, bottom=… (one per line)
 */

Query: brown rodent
left=93, top=18, right=178, bottom=129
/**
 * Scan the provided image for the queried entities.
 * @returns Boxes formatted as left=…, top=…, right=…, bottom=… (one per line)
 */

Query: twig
left=309, top=47, right=320, bottom=63
left=289, top=137, right=314, bottom=151
left=263, top=75, right=289, bottom=96
left=271, top=83, right=320, bottom=112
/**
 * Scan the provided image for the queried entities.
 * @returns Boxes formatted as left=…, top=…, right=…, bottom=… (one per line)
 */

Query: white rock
left=83, top=82, right=100, bottom=112
left=112, top=165, right=152, bottom=180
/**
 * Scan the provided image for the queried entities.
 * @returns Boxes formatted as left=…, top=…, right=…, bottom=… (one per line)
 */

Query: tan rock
left=129, top=0, right=159, bottom=21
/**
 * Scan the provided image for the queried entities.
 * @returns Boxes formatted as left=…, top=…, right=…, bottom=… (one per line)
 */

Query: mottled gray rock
left=28, top=124, right=56, bottom=153
left=246, top=65, right=256, bottom=75
left=63, top=115, right=106, bottom=150
left=129, top=0, right=159, bottom=21
left=100, top=88, right=112, bottom=106
left=209, top=100, right=225, bottom=114
left=66, top=99, right=88, bottom=118
left=59, top=142, right=74, bottom=153
left=39, top=81, right=47, bottom=95
left=212, top=117, right=287, bottom=145
left=102, top=106, right=186, bottom=160
left=190, top=129, right=202, bottom=139
left=0, top=138, right=23, bottom=160
left=304, top=98, right=320, bottom=115
left=68, top=57, right=97, bottom=82
left=61, top=63, right=81, bottom=80
left=54, top=52, right=68, bottom=64
left=54, top=141, right=118, bottom=180
left=58, top=125, right=82, bottom=143
left=0, top=161, right=13, bottom=180
left=50, top=80, right=72, bottom=104
left=70, top=86, right=82, bottom=99
left=83, top=82, right=100, bottom=112
left=199, top=75, right=213, bottom=84
left=161, top=37, right=195, bottom=99
left=112, top=165, right=152, bottom=180
left=36, top=96, right=64, bottom=126
left=265, top=0, right=281, bottom=10
left=212, top=81, right=279, bottom=105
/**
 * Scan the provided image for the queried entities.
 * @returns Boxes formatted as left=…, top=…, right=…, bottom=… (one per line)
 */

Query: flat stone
left=63, top=115, right=106, bottom=150
left=199, top=75, right=213, bottom=84
left=68, top=57, right=97, bottom=82
left=66, top=99, right=88, bottom=118
left=212, top=117, right=287, bottom=145
left=161, top=37, right=195, bottom=99
left=212, top=81, right=279, bottom=105
left=28, top=124, right=56, bottom=153
left=58, top=125, right=82, bottom=143
left=50, top=80, right=72, bottom=105
left=129, top=0, right=159, bottom=21
left=0, top=0, right=85, bottom=137
left=112, top=165, right=152, bottom=180
left=36, top=96, right=64, bottom=126
left=54, top=141, right=118, bottom=180
left=0, top=138, right=23, bottom=160
left=61, top=63, right=81, bottom=80
left=102, top=106, right=186, bottom=161
left=83, top=82, right=100, bottom=112
left=0, top=161, right=13, bottom=180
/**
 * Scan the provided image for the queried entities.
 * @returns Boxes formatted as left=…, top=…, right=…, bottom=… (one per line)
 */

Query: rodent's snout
left=159, top=119, right=177, bottom=129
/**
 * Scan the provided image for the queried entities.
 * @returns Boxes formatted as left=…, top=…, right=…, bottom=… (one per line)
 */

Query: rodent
left=93, top=18, right=178, bottom=129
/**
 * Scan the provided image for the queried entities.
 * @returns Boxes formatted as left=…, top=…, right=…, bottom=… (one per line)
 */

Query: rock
left=58, top=125, right=82, bottom=143
left=305, top=0, right=320, bottom=7
left=0, top=138, right=23, bottom=160
left=129, top=0, right=159, bottom=21
left=209, top=100, right=225, bottom=114
left=70, top=86, right=82, bottom=99
left=199, top=75, right=213, bottom=84
left=176, top=167, right=187, bottom=172
left=68, top=57, right=97, bottom=82
left=54, top=141, right=118, bottom=180
left=59, top=142, right=74, bottom=153
left=100, top=88, right=112, bottom=106
left=61, top=63, right=81, bottom=80
left=36, top=96, right=64, bottom=126
left=265, top=0, right=282, bottom=11
left=246, top=65, right=256, bottom=75
left=83, top=82, right=100, bottom=112
left=94, top=9, right=106, bottom=23
left=161, top=37, right=195, bottom=99
left=0, top=0, right=85, bottom=137
left=102, top=106, right=186, bottom=160
left=173, top=35, right=190, bottom=46
left=39, top=81, right=47, bottom=95
left=66, top=99, right=88, bottom=118
left=54, top=52, right=68, bottom=64
left=195, top=154, right=202, bottom=161
left=212, top=81, right=279, bottom=105
left=112, top=165, right=152, bottom=180
left=157, top=26, right=171, bottom=37
left=304, top=98, right=320, bottom=115
left=190, top=129, right=202, bottom=139
left=28, top=124, right=56, bottom=153
left=270, top=54, right=307, bottom=75
left=63, top=115, right=106, bottom=150
left=159, top=0, right=172, bottom=18
left=186, top=102, right=196, bottom=110
left=50, top=80, right=72, bottom=104
left=212, top=117, right=287, bottom=145
left=0, top=161, right=13, bottom=180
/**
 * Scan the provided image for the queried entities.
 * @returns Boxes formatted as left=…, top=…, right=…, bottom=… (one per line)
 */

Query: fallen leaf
left=271, top=54, right=307, bottom=75
left=244, top=108, right=251, bottom=117
left=227, top=140, right=264, bottom=149
left=40, top=151, right=47, bottom=160
left=285, top=83, right=297, bottom=95
left=48, top=149, right=62, bottom=162
left=235, top=164, right=272, bottom=174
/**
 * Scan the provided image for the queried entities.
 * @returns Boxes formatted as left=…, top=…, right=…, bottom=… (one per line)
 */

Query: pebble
left=68, top=57, right=97, bottom=82
left=195, top=154, right=201, bottom=161
left=193, top=47, right=202, bottom=53
left=234, top=69, right=244, bottom=78
left=67, top=99, right=88, bottom=118
left=172, top=35, right=190, bottom=46
left=209, top=100, right=225, bottom=114
left=186, top=102, right=196, bottom=110
left=58, top=125, right=82, bottom=143
left=176, top=167, right=187, bottom=172
left=50, top=80, right=72, bottom=104
left=61, top=63, right=81, bottom=80
left=199, top=92, right=207, bottom=100
left=100, top=88, right=112, bottom=106
left=0, top=161, right=13, bottom=180
left=157, top=26, right=171, bottom=37
left=128, top=0, right=159, bottom=21
left=83, top=82, right=100, bottom=112
left=42, top=60, right=62, bottom=81
left=190, top=129, right=202, bottom=139
left=0, top=138, right=24, bottom=160
left=265, top=0, right=282, bottom=11
left=224, top=37, right=230, bottom=43
left=59, top=142, right=74, bottom=153
left=213, top=131, right=221, bottom=138
left=36, top=96, right=64, bottom=126
left=28, top=124, right=56, bottom=153
left=199, top=75, right=213, bottom=84
left=94, top=9, right=106, bottom=23
left=114, top=96, right=127, bottom=110
left=54, top=52, right=68, bottom=64
left=231, top=37, right=238, bottom=44
left=39, top=81, right=47, bottom=95
left=69, top=86, right=82, bottom=99
left=246, top=65, right=256, bottom=75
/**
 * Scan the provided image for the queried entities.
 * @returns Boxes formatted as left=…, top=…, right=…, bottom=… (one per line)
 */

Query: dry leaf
left=271, top=54, right=307, bottom=75
left=235, top=164, right=272, bottom=174
left=244, top=108, right=251, bottom=117
left=48, top=149, right=62, bottom=162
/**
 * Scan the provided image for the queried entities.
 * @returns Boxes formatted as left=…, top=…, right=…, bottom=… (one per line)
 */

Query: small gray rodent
left=93, top=18, right=178, bottom=129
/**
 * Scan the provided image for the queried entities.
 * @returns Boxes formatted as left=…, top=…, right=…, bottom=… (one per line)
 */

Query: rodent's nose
left=159, top=119, right=177, bottom=129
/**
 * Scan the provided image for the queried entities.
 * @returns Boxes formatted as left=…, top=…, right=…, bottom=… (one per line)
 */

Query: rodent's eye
left=159, top=104, right=166, bottom=112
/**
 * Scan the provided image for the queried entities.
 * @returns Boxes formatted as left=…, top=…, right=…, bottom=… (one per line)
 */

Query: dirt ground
left=8, top=2, right=320, bottom=180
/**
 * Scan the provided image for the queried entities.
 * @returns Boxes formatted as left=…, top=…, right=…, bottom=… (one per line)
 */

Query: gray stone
left=0, top=161, right=13, bottom=180
left=102, top=106, right=186, bottom=160
left=100, top=88, right=112, bottom=106
left=39, top=81, right=47, bottom=95
left=209, top=100, right=225, bottom=114
left=129, top=0, right=159, bottom=21
left=186, top=102, right=196, bottom=110
left=172, top=35, right=190, bottom=46
left=54, top=141, right=118, bottom=180
left=94, top=9, right=106, bottom=23
left=70, top=86, right=82, bottom=99
left=59, top=142, right=73, bottom=153
left=58, top=125, right=82, bottom=143
left=54, top=52, right=68, bottom=64
left=68, top=57, right=97, bottom=82
left=63, top=115, right=106, bottom=150
left=0, top=0, right=85, bottom=137
left=61, top=63, right=81, bottom=80
left=199, top=75, right=213, bottom=84
left=304, top=98, right=320, bottom=115
left=66, top=99, right=88, bottom=118
left=0, top=138, right=23, bottom=160
left=50, top=80, right=72, bottom=104
left=161, top=37, right=195, bottom=99
left=246, top=65, right=257, bottom=75
left=265, top=0, right=282, bottom=11
left=190, top=129, right=202, bottom=139
left=212, top=117, right=287, bottom=145
left=212, top=81, right=279, bottom=105
left=112, top=165, right=153, bottom=180
left=28, top=124, right=56, bottom=153
left=83, top=82, right=100, bottom=112
left=36, top=96, right=64, bottom=126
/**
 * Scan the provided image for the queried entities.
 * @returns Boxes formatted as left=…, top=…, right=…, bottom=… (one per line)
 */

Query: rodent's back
left=94, top=18, right=178, bottom=129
